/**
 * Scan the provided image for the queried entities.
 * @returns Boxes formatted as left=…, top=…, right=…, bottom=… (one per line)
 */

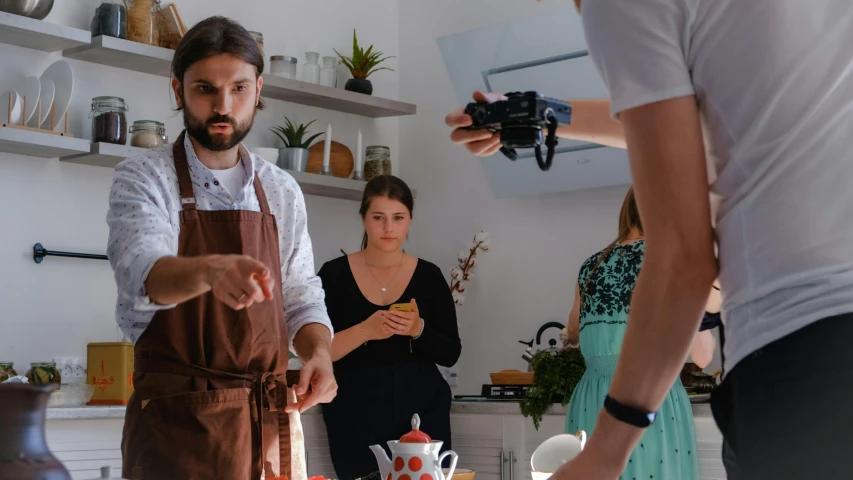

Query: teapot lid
left=399, top=414, right=432, bottom=443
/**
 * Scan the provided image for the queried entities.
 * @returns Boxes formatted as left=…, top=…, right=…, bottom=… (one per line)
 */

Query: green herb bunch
left=519, top=347, right=586, bottom=429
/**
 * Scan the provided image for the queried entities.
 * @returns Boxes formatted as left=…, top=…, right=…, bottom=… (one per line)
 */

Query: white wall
left=0, top=0, right=399, bottom=369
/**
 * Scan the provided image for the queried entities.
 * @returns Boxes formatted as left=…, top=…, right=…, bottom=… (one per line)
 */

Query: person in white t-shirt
left=446, top=1, right=853, bottom=478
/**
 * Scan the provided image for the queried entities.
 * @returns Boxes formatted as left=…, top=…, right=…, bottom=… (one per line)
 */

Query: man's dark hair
left=171, top=16, right=265, bottom=110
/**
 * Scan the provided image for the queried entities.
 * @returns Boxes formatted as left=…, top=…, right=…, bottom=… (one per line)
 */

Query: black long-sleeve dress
left=318, top=256, right=461, bottom=480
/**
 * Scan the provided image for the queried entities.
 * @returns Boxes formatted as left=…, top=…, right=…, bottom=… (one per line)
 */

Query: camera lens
left=474, top=106, right=488, bottom=124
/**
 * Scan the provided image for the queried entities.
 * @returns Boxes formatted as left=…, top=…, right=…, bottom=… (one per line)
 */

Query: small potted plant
left=270, top=117, right=325, bottom=171
left=334, top=29, right=395, bottom=95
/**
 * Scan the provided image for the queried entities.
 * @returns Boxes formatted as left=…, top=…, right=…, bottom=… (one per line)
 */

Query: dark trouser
left=711, top=313, right=853, bottom=480
left=322, top=361, right=452, bottom=480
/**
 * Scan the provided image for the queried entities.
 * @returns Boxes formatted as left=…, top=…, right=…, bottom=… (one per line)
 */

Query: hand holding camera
left=446, top=90, right=572, bottom=171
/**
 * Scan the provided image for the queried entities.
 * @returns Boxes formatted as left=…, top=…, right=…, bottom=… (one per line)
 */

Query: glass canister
left=26, top=361, right=61, bottom=385
left=90, top=1, right=127, bottom=39
left=0, top=361, right=17, bottom=382
left=319, top=56, right=338, bottom=88
left=126, top=0, right=159, bottom=46
left=364, top=146, right=392, bottom=181
left=91, top=96, right=128, bottom=145
left=270, top=56, right=297, bottom=79
left=303, top=52, right=320, bottom=84
left=249, top=31, right=265, bottom=71
left=130, top=120, right=167, bottom=148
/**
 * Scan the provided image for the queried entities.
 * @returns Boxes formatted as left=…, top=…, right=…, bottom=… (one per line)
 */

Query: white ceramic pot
left=249, top=147, right=280, bottom=164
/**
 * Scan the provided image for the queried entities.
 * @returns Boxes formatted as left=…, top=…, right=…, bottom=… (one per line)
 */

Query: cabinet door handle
left=508, top=451, right=515, bottom=480
left=500, top=451, right=506, bottom=480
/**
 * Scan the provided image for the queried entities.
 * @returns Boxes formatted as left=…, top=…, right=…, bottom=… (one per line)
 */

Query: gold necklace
left=366, top=253, right=404, bottom=293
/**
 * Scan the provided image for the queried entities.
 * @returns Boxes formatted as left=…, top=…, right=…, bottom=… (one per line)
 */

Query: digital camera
left=464, top=91, right=572, bottom=171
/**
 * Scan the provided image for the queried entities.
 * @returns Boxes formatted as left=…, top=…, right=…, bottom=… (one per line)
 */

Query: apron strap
left=240, top=143, right=272, bottom=215
left=172, top=131, right=197, bottom=211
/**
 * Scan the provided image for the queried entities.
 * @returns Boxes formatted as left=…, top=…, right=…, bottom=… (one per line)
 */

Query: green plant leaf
left=301, top=131, right=325, bottom=149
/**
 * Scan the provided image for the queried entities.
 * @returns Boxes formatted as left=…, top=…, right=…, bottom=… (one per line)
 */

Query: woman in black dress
left=318, top=175, right=462, bottom=480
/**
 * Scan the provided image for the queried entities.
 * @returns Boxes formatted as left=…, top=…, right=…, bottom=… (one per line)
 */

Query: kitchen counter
left=46, top=400, right=713, bottom=420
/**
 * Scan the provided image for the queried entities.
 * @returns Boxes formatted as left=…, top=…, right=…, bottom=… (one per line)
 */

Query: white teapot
left=530, top=430, right=587, bottom=480
left=371, top=414, right=459, bottom=480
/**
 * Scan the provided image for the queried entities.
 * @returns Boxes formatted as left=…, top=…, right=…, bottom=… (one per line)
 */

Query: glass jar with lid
left=91, top=96, right=128, bottom=145
left=90, top=1, right=127, bottom=39
left=248, top=31, right=265, bottom=70
left=364, top=146, right=391, bottom=181
left=26, top=361, right=61, bottom=385
left=303, top=52, right=321, bottom=84
left=270, top=56, right=297, bottom=79
left=0, top=361, right=17, bottom=382
left=319, top=56, right=338, bottom=88
left=130, top=120, right=168, bottom=148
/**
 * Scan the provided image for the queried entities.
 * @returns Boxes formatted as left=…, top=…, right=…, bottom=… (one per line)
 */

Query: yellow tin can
left=87, top=342, right=134, bottom=405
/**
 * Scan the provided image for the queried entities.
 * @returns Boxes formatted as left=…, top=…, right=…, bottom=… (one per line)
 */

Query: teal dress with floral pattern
left=566, top=241, right=699, bottom=480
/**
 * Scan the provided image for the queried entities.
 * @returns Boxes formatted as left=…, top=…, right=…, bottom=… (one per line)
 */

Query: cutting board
left=307, top=140, right=354, bottom=178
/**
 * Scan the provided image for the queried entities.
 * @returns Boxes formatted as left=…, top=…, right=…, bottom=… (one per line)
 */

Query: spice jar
left=319, top=56, right=338, bottom=88
left=271, top=56, right=297, bottom=79
left=91, top=96, right=128, bottom=145
left=303, top=52, right=321, bottom=84
left=130, top=120, right=167, bottom=148
left=26, top=361, right=61, bottom=385
left=0, top=361, right=17, bottom=382
left=90, top=1, right=127, bottom=39
left=364, top=146, right=391, bottom=181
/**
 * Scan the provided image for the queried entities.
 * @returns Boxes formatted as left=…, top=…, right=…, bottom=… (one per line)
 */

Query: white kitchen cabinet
left=46, top=418, right=125, bottom=480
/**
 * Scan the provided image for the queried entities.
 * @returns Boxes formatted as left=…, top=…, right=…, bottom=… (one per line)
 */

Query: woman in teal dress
left=563, top=186, right=716, bottom=480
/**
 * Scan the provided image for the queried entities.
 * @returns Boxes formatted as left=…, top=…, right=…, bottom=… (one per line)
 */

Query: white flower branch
left=449, top=231, right=491, bottom=306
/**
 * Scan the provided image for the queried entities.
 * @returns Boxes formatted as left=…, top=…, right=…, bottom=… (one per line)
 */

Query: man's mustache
left=206, top=115, right=236, bottom=126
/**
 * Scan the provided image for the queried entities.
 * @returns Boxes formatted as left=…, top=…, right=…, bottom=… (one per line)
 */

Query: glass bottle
left=319, top=56, right=338, bottom=88
left=90, top=1, right=127, bottom=39
left=303, top=52, right=320, bottom=84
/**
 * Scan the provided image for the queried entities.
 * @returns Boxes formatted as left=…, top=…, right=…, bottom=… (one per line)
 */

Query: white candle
left=322, top=123, right=332, bottom=169
left=356, top=130, right=363, bottom=171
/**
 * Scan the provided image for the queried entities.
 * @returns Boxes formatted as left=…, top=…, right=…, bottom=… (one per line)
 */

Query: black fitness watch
left=604, top=395, right=657, bottom=428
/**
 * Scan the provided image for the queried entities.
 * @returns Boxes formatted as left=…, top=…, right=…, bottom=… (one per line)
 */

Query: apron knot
left=259, top=372, right=278, bottom=413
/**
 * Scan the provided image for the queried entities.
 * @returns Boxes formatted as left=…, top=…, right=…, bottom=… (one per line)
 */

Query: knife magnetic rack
left=3, top=92, right=72, bottom=137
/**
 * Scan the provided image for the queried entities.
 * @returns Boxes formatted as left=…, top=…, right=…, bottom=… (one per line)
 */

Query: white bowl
left=531, top=472, right=553, bottom=480
left=250, top=147, right=280, bottom=164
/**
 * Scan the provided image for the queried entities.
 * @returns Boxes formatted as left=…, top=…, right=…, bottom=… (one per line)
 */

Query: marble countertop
left=46, top=400, right=712, bottom=420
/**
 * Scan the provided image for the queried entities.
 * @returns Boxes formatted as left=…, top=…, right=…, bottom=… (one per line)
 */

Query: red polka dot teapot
left=370, top=414, right=459, bottom=480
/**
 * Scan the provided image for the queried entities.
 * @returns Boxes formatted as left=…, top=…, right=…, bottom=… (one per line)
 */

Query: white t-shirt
left=212, top=162, right=246, bottom=199
left=581, top=0, right=853, bottom=372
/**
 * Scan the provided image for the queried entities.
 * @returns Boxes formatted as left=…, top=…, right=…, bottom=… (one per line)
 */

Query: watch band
left=604, top=395, right=657, bottom=428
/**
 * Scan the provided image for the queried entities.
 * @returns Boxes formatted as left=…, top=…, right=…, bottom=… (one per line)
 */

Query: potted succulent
left=334, top=29, right=395, bottom=95
left=270, top=117, right=325, bottom=171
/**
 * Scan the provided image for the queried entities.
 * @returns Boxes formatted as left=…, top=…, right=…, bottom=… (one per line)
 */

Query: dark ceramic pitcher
left=0, top=383, right=71, bottom=479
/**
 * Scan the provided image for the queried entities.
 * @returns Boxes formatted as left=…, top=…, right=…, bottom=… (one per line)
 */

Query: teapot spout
left=370, top=444, right=392, bottom=479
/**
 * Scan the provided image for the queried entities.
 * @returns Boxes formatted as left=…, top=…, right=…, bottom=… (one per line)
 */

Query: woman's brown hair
left=359, top=175, right=415, bottom=250
left=580, top=186, right=644, bottom=311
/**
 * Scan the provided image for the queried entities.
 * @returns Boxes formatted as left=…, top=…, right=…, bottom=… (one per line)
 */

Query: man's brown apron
left=121, top=132, right=296, bottom=480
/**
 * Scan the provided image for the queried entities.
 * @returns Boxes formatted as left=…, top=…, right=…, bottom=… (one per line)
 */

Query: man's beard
left=183, top=104, right=254, bottom=152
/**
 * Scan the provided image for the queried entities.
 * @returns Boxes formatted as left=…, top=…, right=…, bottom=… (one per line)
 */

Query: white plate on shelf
left=18, top=76, right=41, bottom=124
left=35, top=77, right=55, bottom=127
left=39, top=60, right=73, bottom=130
left=0, top=90, right=22, bottom=125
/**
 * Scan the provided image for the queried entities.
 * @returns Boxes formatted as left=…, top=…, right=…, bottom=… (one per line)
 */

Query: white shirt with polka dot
left=106, top=134, right=332, bottom=351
